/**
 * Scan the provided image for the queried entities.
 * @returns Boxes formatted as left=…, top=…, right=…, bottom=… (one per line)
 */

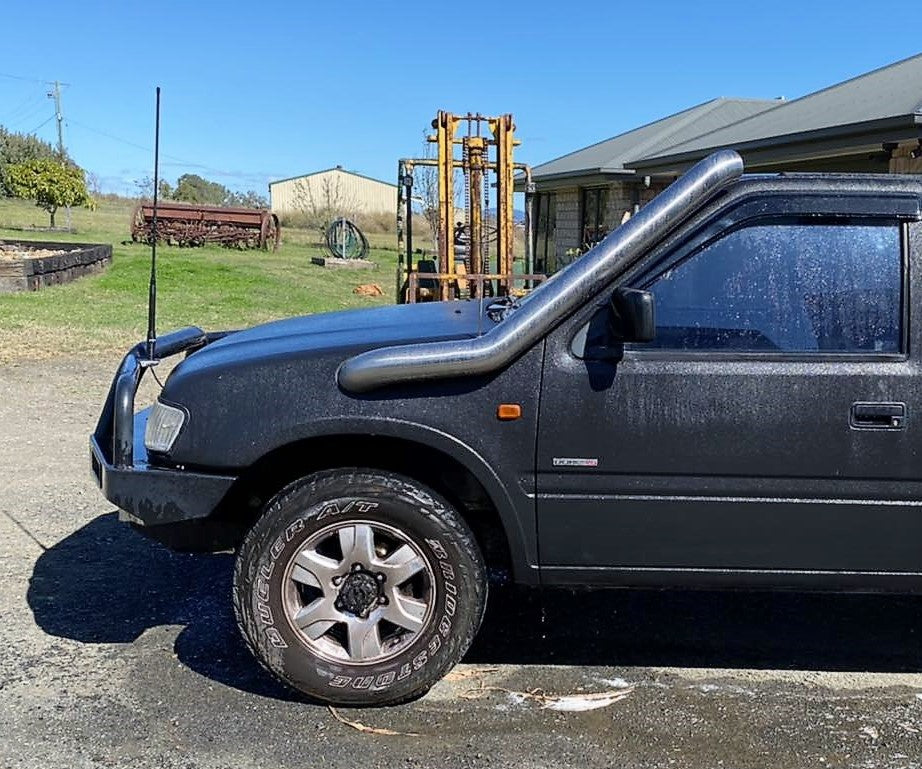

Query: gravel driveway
left=3, top=357, right=922, bottom=768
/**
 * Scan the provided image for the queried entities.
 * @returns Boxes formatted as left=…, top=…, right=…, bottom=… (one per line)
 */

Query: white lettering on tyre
left=375, top=671, right=396, bottom=687
left=253, top=498, right=459, bottom=692
left=425, top=538, right=448, bottom=560
left=285, top=519, right=304, bottom=542
left=316, top=528, right=458, bottom=691
left=316, top=500, right=380, bottom=520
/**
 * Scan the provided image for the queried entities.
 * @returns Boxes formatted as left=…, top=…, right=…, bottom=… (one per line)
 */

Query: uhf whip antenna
left=145, top=86, right=161, bottom=363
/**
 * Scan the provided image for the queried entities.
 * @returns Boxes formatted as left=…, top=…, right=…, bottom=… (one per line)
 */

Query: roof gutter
left=338, top=150, right=744, bottom=394
left=514, top=167, right=635, bottom=191
left=628, top=115, right=921, bottom=174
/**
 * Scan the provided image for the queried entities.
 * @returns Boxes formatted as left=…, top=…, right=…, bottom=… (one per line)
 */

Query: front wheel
left=233, top=469, right=487, bottom=706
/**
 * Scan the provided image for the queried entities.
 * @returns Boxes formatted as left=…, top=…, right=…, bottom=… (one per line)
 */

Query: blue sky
left=1, top=0, right=920, bottom=196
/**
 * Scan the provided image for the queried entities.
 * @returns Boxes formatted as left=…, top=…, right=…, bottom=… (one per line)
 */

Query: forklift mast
left=397, top=111, right=541, bottom=303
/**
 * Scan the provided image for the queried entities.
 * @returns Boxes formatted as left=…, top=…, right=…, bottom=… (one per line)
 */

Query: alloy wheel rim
left=281, top=519, right=436, bottom=665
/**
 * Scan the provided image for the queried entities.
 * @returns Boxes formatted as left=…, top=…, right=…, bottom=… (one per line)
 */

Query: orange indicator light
left=496, top=404, right=522, bottom=421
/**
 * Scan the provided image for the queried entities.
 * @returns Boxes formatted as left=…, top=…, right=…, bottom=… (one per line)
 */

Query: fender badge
left=553, top=457, right=599, bottom=468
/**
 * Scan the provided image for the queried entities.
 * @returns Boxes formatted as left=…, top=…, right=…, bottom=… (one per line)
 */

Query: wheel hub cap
left=336, top=570, right=381, bottom=617
left=281, top=520, right=436, bottom=664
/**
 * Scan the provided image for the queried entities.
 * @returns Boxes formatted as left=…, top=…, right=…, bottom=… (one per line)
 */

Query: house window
left=580, top=187, right=609, bottom=249
left=533, top=192, right=557, bottom=274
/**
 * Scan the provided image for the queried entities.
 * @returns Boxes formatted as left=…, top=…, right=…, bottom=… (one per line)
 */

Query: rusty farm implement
left=131, top=202, right=281, bottom=250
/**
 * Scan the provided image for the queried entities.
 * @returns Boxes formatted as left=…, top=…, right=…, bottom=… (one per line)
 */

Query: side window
left=644, top=222, right=903, bottom=353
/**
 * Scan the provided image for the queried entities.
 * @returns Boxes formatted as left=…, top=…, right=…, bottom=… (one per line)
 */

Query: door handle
left=850, top=402, right=906, bottom=430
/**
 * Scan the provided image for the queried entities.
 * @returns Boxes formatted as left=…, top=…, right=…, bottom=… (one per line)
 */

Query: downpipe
left=338, top=150, right=744, bottom=394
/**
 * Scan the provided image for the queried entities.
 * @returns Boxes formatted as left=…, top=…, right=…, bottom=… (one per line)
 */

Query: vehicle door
left=536, top=194, right=922, bottom=584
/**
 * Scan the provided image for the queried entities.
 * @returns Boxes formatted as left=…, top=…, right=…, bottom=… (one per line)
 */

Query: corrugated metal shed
left=530, top=98, right=778, bottom=184
left=631, top=53, right=922, bottom=173
left=269, top=167, right=397, bottom=215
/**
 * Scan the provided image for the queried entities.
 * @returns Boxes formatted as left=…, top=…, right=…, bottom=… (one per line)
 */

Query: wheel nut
left=378, top=596, right=388, bottom=605
left=375, top=573, right=385, bottom=582
left=352, top=563, right=362, bottom=572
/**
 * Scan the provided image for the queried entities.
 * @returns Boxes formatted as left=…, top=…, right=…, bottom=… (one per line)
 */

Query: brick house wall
left=890, top=140, right=922, bottom=174
left=551, top=179, right=673, bottom=269
left=553, top=189, right=580, bottom=267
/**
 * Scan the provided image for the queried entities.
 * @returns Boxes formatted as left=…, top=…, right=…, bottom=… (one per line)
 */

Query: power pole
left=47, top=80, right=71, bottom=228
left=47, top=80, right=65, bottom=157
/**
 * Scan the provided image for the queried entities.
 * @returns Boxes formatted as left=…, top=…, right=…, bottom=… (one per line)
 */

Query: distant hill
left=485, top=208, right=527, bottom=224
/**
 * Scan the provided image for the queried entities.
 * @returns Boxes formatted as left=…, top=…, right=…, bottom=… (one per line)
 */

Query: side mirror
left=609, top=287, right=656, bottom=343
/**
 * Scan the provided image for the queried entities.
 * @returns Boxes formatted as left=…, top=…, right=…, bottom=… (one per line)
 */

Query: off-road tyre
left=233, top=468, right=487, bottom=706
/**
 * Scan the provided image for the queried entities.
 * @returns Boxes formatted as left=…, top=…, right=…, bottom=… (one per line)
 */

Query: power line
left=68, top=118, right=284, bottom=183
left=0, top=71, right=47, bottom=84
left=6, top=101, right=48, bottom=129
left=5, top=83, right=275, bottom=186
left=68, top=119, right=151, bottom=153
left=0, top=71, right=69, bottom=86
left=25, top=115, right=54, bottom=135
left=1, top=77, right=64, bottom=131
left=1, top=93, right=44, bottom=123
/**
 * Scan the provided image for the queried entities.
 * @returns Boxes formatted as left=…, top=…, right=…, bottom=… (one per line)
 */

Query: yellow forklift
left=396, top=111, right=544, bottom=302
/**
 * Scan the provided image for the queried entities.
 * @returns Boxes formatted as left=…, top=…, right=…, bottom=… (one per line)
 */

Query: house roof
left=269, top=166, right=397, bottom=188
left=630, top=52, right=922, bottom=173
left=530, top=98, right=779, bottom=183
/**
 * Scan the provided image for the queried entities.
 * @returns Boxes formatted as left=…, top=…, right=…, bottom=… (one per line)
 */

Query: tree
left=225, top=189, right=268, bottom=208
left=292, top=171, right=358, bottom=229
left=0, top=125, right=71, bottom=197
left=4, top=158, right=94, bottom=227
left=133, top=175, right=173, bottom=200
left=0, top=126, right=68, bottom=169
left=144, top=172, right=266, bottom=209
left=85, top=170, right=102, bottom=197
left=173, top=173, right=228, bottom=205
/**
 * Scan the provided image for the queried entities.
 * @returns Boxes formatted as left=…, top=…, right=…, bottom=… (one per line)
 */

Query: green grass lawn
left=0, top=198, right=398, bottom=361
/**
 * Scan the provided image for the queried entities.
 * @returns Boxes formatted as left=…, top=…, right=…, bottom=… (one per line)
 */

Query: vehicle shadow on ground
left=470, top=585, right=922, bottom=672
left=27, top=512, right=297, bottom=702
left=28, top=513, right=922, bottom=703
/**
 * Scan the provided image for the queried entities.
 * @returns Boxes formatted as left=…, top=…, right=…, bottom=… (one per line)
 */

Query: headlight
left=144, top=401, right=186, bottom=453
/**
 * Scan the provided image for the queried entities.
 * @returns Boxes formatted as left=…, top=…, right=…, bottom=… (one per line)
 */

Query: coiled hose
left=324, top=218, right=369, bottom=260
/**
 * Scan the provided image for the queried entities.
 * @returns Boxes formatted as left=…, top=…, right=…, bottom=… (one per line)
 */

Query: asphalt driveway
left=3, top=358, right=922, bottom=768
